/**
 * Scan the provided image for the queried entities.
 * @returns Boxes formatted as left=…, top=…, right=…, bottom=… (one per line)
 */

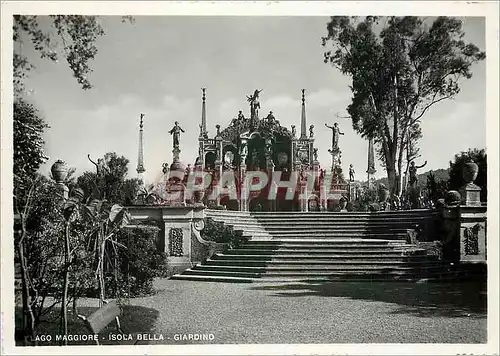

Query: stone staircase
left=204, top=209, right=273, bottom=240
left=172, top=209, right=457, bottom=283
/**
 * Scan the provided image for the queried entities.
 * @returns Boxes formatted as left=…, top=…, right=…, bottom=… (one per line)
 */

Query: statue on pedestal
left=240, top=140, right=248, bottom=159
left=409, top=160, right=427, bottom=187
left=349, top=164, right=355, bottom=182
left=309, top=125, right=314, bottom=138
left=88, top=154, right=110, bottom=188
left=247, top=89, right=262, bottom=120
left=169, top=121, right=185, bottom=148
left=266, top=111, right=275, bottom=122
left=224, top=151, right=234, bottom=170
left=325, top=122, right=344, bottom=150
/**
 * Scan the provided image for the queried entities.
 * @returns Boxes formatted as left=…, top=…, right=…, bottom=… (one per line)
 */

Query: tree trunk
left=386, top=167, right=397, bottom=196
left=385, top=148, right=398, bottom=195
left=17, top=239, right=35, bottom=345
left=60, top=222, right=70, bottom=346
left=99, top=229, right=106, bottom=307
left=396, top=143, right=405, bottom=197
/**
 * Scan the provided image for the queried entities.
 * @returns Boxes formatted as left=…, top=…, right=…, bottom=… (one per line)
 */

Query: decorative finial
left=202, top=87, right=206, bottom=102
left=216, top=124, right=221, bottom=136
left=300, top=89, right=307, bottom=139
left=139, top=113, right=145, bottom=129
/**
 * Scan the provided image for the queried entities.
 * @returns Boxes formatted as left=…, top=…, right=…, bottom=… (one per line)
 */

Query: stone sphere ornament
left=445, top=190, right=461, bottom=206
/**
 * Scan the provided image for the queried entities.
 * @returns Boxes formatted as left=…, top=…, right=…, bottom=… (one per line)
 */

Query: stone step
left=214, top=213, right=435, bottom=219
left=207, top=217, right=261, bottom=224
left=231, top=243, right=415, bottom=249
left=219, top=250, right=427, bottom=258
left=243, top=239, right=407, bottom=245
left=205, top=259, right=439, bottom=267
left=194, top=264, right=445, bottom=273
left=258, top=223, right=417, bottom=228
left=211, top=253, right=434, bottom=261
left=171, top=273, right=456, bottom=283
left=170, top=274, right=254, bottom=283
left=234, top=244, right=414, bottom=250
left=181, top=269, right=260, bottom=278
left=230, top=228, right=270, bottom=234
left=254, top=218, right=433, bottom=224
left=265, top=233, right=407, bottom=239
left=180, top=268, right=447, bottom=279
left=215, top=254, right=425, bottom=261
left=261, top=228, right=409, bottom=233
left=250, top=210, right=436, bottom=216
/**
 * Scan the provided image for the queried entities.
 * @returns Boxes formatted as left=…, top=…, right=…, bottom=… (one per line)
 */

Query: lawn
left=15, top=278, right=487, bottom=345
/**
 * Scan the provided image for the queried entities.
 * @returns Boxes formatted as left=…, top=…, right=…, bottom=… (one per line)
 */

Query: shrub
left=112, top=225, right=168, bottom=297
left=425, top=171, right=449, bottom=204
left=352, top=186, right=378, bottom=212
left=201, top=218, right=248, bottom=248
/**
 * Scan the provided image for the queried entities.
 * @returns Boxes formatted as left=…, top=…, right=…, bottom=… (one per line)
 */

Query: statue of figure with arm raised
left=325, top=122, right=344, bottom=150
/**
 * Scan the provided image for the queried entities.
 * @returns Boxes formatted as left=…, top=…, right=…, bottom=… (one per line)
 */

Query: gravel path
left=113, top=278, right=487, bottom=344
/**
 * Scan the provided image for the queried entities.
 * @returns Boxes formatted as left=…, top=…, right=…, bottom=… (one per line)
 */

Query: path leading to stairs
left=123, top=278, right=486, bottom=344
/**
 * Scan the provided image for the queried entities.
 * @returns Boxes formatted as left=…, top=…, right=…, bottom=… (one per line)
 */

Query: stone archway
left=205, top=152, right=216, bottom=170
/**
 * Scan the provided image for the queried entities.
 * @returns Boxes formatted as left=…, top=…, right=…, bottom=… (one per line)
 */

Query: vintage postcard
left=1, top=1, right=499, bottom=355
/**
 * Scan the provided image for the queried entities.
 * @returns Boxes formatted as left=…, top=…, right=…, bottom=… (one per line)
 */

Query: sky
left=21, top=16, right=486, bottom=184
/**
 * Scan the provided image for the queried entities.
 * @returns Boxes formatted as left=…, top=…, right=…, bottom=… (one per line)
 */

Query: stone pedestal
left=460, top=206, right=487, bottom=263
left=164, top=180, right=186, bottom=206
left=127, top=206, right=206, bottom=271
left=56, top=183, right=69, bottom=200
left=460, top=183, right=481, bottom=206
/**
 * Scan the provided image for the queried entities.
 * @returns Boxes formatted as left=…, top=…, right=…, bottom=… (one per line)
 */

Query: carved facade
left=192, top=89, right=347, bottom=212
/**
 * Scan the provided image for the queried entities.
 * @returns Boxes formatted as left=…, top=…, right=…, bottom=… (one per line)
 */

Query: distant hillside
left=371, top=168, right=450, bottom=189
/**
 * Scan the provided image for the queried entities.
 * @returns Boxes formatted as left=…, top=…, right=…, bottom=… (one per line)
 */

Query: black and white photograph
left=1, top=1, right=498, bottom=355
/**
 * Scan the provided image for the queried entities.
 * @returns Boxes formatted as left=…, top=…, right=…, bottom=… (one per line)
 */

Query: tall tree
left=13, top=98, right=49, bottom=207
left=13, top=15, right=134, bottom=95
left=77, top=152, right=142, bottom=205
left=322, top=16, right=485, bottom=195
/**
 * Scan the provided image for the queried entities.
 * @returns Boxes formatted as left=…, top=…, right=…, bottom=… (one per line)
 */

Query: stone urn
left=50, top=160, right=68, bottom=184
left=463, top=160, right=479, bottom=184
